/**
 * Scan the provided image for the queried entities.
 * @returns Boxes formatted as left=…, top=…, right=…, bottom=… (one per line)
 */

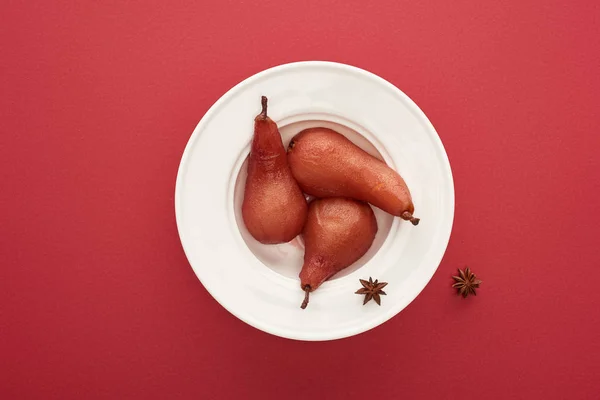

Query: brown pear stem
left=401, top=211, right=420, bottom=226
left=300, top=285, right=311, bottom=309
left=260, top=96, right=268, bottom=119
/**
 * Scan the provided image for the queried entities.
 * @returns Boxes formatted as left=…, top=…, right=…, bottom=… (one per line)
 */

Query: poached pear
left=288, top=127, right=420, bottom=225
left=300, top=197, right=377, bottom=309
left=242, top=97, right=308, bottom=244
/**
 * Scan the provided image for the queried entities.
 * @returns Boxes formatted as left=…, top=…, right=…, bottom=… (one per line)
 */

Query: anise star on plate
left=355, top=277, right=388, bottom=305
left=452, top=267, right=482, bottom=298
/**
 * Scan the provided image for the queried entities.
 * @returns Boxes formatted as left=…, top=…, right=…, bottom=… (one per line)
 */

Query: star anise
left=452, top=267, right=482, bottom=298
left=355, top=277, right=388, bottom=305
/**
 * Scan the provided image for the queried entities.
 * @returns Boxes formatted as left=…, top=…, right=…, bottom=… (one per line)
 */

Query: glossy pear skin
left=288, top=128, right=419, bottom=225
left=242, top=97, right=308, bottom=244
left=299, top=198, right=377, bottom=308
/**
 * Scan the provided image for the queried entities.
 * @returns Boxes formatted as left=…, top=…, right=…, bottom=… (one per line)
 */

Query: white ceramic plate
left=175, top=61, right=454, bottom=341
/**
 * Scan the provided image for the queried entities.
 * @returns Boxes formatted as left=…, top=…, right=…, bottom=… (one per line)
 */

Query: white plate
left=175, top=61, right=454, bottom=341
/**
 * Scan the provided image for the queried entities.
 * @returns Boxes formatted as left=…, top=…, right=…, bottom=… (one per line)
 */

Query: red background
left=2, top=1, right=599, bottom=399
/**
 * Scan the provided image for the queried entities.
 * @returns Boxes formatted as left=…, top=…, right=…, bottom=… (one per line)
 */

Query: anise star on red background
left=452, top=267, right=482, bottom=298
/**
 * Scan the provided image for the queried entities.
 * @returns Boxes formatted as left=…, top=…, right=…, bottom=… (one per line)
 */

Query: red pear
left=242, top=97, right=308, bottom=244
left=300, top=197, right=377, bottom=309
left=288, top=127, right=420, bottom=225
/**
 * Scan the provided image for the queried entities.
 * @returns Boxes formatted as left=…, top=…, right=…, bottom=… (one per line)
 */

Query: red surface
left=2, top=1, right=599, bottom=399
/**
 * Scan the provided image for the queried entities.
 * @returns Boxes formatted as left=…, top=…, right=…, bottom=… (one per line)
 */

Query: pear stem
left=401, top=211, right=420, bottom=226
left=260, top=96, right=268, bottom=118
left=300, top=286, right=311, bottom=309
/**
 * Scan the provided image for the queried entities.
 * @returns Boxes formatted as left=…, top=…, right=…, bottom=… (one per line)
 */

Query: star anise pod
left=452, top=267, right=482, bottom=298
left=355, top=277, right=388, bottom=305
